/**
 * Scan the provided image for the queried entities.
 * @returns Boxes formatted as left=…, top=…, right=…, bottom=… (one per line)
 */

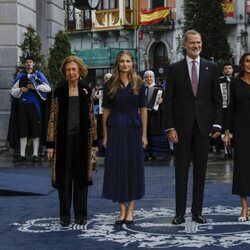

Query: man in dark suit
left=165, top=30, right=223, bottom=225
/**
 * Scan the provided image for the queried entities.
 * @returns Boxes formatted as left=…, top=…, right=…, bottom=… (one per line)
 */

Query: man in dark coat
left=165, top=30, right=223, bottom=225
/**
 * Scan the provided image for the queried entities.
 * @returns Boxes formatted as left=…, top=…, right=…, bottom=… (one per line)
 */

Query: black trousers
left=58, top=134, right=88, bottom=222
left=19, top=103, right=41, bottom=138
left=174, top=121, right=209, bottom=216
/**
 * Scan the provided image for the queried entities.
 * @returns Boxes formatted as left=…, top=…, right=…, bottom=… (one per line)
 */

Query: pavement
left=0, top=148, right=249, bottom=250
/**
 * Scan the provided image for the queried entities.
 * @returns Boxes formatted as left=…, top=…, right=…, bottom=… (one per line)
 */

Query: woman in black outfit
left=224, top=52, right=250, bottom=222
left=46, top=55, right=98, bottom=226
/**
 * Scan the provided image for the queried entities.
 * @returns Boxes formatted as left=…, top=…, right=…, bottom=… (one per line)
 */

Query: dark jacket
left=46, top=80, right=97, bottom=189
left=165, top=58, right=223, bottom=136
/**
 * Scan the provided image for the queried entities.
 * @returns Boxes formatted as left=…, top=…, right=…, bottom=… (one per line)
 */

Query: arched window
left=153, top=42, right=169, bottom=69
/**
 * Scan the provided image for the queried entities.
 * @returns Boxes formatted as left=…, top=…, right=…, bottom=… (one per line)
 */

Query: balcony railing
left=93, top=8, right=133, bottom=30
left=140, top=17, right=174, bottom=32
left=65, top=8, right=133, bottom=31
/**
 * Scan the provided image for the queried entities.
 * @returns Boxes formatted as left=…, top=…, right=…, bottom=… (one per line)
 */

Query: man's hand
left=167, top=129, right=178, bottom=143
left=209, top=131, right=221, bottom=139
left=156, top=97, right=163, bottom=105
left=26, top=83, right=35, bottom=90
left=209, top=127, right=221, bottom=139
left=20, top=86, right=28, bottom=93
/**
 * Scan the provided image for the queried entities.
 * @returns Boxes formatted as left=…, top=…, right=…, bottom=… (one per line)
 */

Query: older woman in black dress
left=224, top=52, right=250, bottom=222
left=47, top=55, right=98, bottom=226
left=102, top=50, right=147, bottom=225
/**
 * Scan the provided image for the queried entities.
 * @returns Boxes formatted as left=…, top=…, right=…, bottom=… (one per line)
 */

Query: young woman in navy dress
left=102, top=50, right=148, bottom=225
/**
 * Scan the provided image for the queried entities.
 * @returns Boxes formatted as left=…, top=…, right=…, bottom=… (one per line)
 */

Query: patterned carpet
left=0, top=154, right=249, bottom=250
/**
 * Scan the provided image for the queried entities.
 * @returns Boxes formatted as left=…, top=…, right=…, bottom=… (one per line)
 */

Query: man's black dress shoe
left=16, top=156, right=26, bottom=163
left=60, top=216, right=70, bottom=226
left=32, top=155, right=40, bottom=163
left=192, top=214, right=207, bottom=224
left=172, top=215, right=185, bottom=225
left=75, top=218, right=87, bottom=225
left=60, top=220, right=70, bottom=226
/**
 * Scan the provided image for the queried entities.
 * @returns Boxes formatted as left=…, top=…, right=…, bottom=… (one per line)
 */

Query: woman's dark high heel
left=124, top=219, right=134, bottom=225
left=124, top=213, right=134, bottom=225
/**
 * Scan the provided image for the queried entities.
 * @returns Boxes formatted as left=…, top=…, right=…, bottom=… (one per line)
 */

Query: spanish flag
left=221, top=0, right=234, bottom=17
left=140, top=7, right=170, bottom=26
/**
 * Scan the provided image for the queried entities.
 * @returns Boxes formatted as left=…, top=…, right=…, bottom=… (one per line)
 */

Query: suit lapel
left=197, top=59, right=207, bottom=95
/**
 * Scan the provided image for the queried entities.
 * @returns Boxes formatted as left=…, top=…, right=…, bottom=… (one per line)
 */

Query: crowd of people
left=7, top=29, right=250, bottom=226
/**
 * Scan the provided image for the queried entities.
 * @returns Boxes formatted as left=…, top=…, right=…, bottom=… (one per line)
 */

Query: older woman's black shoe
left=60, top=220, right=70, bottom=226
left=192, top=214, right=207, bottom=224
left=115, top=219, right=125, bottom=225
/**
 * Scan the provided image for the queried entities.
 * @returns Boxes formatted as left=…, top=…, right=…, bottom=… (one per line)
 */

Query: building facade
left=65, top=0, right=178, bottom=82
left=66, top=0, right=249, bottom=83
left=0, top=0, right=64, bottom=145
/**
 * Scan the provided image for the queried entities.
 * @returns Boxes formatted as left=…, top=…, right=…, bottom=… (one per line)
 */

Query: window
left=154, top=42, right=168, bottom=68
left=100, top=0, right=118, bottom=9
left=152, top=0, right=164, bottom=8
left=125, top=0, right=130, bottom=8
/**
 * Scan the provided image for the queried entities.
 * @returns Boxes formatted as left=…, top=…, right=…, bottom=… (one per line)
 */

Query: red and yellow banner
left=140, top=7, right=170, bottom=26
left=221, top=0, right=234, bottom=17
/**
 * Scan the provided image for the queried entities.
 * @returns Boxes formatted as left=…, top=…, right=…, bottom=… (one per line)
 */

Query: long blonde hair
left=107, top=50, right=142, bottom=97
